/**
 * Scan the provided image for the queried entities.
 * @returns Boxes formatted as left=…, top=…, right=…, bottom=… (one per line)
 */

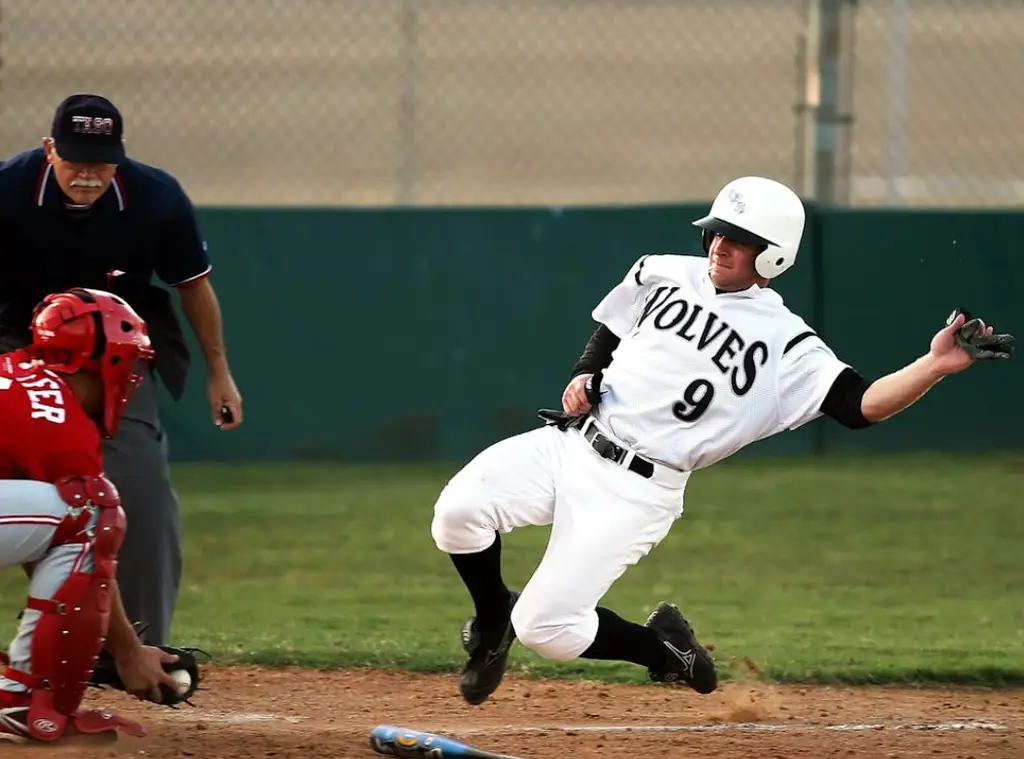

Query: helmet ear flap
left=754, top=248, right=789, bottom=280
left=702, top=229, right=714, bottom=253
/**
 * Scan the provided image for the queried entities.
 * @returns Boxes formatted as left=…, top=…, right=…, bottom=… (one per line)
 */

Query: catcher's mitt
left=89, top=642, right=209, bottom=708
left=947, top=307, right=1015, bottom=360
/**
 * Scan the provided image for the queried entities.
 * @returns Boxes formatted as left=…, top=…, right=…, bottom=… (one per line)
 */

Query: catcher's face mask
left=29, top=288, right=155, bottom=438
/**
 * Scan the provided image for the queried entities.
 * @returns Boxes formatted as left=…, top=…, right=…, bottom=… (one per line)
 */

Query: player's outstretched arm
left=859, top=311, right=1011, bottom=424
left=859, top=354, right=945, bottom=424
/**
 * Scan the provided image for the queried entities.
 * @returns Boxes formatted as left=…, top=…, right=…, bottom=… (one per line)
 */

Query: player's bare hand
left=114, top=645, right=180, bottom=704
left=208, top=367, right=243, bottom=431
left=928, top=312, right=994, bottom=375
left=562, top=373, right=593, bottom=415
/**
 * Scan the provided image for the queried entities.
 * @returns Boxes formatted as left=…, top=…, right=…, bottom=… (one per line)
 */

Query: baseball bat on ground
left=369, top=725, right=525, bottom=759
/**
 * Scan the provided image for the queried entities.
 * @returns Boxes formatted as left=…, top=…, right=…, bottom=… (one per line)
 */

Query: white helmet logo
left=728, top=189, right=746, bottom=214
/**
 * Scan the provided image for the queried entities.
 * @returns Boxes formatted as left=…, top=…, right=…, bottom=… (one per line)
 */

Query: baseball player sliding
left=0, top=288, right=203, bottom=745
left=431, top=176, right=1015, bottom=706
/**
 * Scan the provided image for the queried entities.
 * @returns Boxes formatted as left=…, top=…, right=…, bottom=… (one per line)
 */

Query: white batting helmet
left=692, top=176, right=806, bottom=280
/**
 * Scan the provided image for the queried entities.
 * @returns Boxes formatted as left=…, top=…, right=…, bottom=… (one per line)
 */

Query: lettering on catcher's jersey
left=0, top=350, right=102, bottom=481
left=0, top=364, right=68, bottom=424
left=13, top=373, right=67, bottom=424
left=588, top=254, right=849, bottom=473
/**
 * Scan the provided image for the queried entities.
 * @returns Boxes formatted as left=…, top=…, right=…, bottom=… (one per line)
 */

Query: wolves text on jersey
left=636, top=286, right=769, bottom=398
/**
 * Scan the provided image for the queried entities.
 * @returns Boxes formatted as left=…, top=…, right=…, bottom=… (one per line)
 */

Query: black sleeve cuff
left=570, top=323, right=620, bottom=379
left=820, top=366, right=874, bottom=429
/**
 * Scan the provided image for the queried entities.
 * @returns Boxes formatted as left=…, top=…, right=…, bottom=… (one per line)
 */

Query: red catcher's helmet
left=28, top=288, right=155, bottom=438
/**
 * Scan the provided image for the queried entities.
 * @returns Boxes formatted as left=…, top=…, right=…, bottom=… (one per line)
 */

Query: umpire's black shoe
left=458, top=591, right=520, bottom=706
left=644, top=602, right=718, bottom=694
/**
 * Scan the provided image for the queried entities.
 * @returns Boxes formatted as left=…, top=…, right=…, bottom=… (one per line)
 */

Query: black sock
left=580, top=607, right=667, bottom=669
left=449, top=531, right=512, bottom=631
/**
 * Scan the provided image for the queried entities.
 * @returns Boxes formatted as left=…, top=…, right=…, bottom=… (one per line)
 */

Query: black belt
left=580, top=418, right=655, bottom=479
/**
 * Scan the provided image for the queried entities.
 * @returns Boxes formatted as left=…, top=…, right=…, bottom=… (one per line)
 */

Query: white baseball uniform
left=431, top=253, right=850, bottom=661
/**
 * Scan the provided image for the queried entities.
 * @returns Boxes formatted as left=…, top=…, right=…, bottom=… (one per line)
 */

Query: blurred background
left=0, top=0, right=1020, bottom=462
left=5, top=0, right=1024, bottom=208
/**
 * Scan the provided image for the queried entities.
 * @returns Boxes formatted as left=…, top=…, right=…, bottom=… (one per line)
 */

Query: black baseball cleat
left=644, top=602, right=718, bottom=694
left=458, top=591, right=520, bottom=706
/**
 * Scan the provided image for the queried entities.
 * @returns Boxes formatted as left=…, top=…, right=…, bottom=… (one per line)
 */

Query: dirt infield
left=10, top=667, right=1024, bottom=758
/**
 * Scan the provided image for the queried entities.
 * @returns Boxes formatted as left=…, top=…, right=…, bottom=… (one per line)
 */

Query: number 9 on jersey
left=672, top=378, right=715, bottom=423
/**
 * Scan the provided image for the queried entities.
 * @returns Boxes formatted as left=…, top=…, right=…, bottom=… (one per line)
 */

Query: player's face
left=44, top=141, right=117, bottom=206
left=707, top=234, right=765, bottom=291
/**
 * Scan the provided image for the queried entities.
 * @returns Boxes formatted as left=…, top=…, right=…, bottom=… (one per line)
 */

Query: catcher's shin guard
left=1, top=475, right=135, bottom=742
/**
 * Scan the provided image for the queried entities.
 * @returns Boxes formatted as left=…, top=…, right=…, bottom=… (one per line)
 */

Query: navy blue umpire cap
left=51, top=93, right=126, bottom=165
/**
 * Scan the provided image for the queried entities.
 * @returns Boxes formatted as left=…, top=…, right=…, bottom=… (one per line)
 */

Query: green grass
left=2, top=452, right=1023, bottom=687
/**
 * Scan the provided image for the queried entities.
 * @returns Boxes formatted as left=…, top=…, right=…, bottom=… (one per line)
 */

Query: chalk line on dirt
left=182, top=711, right=305, bottom=725
left=170, top=711, right=1007, bottom=735
left=434, top=720, right=1007, bottom=735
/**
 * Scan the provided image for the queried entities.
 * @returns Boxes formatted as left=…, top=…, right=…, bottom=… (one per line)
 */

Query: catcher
left=0, top=288, right=203, bottom=745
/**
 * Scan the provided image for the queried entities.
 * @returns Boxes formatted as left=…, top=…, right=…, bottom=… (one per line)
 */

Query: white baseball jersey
left=429, top=252, right=854, bottom=661
left=589, top=253, right=850, bottom=473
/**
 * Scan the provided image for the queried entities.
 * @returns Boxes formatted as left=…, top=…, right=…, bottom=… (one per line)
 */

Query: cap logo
left=71, top=115, right=115, bottom=136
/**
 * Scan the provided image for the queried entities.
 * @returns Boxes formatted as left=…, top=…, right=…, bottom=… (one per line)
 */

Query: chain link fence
left=1, top=0, right=1022, bottom=208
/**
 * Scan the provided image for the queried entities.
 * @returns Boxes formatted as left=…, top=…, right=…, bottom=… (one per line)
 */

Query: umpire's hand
left=209, top=369, right=243, bottom=431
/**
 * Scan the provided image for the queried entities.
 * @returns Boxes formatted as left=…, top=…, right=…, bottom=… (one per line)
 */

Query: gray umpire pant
left=101, top=367, right=183, bottom=646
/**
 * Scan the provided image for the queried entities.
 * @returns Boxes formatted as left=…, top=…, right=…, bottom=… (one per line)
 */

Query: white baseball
left=170, top=669, right=192, bottom=694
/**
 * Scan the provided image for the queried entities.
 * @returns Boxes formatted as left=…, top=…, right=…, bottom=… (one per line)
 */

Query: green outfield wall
left=156, top=205, right=1022, bottom=463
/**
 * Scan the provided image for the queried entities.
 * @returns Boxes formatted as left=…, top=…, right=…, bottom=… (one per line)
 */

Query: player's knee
left=430, top=483, right=491, bottom=554
left=511, top=600, right=590, bottom=662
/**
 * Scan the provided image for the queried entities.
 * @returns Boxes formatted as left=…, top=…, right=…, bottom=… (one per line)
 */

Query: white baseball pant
left=0, top=480, right=100, bottom=693
left=431, top=420, right=689, bottom=661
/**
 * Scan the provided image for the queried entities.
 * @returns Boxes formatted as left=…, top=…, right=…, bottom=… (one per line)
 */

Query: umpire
left=0, top=93, right=244, bottom=645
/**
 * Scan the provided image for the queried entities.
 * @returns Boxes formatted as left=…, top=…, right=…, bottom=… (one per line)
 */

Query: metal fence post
left=813, top=0, right=843, bottom=205
left=886, top=0, right=909, bottom=206
left=396, top=0, right=419, bottom=206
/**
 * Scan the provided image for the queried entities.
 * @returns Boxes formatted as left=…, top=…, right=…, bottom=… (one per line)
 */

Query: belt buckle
left=583, top=419, right=660, bottom=482
left=592, top=435, right=623, bottom=463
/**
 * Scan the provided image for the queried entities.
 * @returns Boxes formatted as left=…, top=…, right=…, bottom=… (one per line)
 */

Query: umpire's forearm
left=177, top=279, right=230, bottom=375
left=860, top=353, right=945, bottom=424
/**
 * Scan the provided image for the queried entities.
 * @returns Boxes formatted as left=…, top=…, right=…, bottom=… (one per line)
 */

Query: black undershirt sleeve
left=570, top=323, right=620, bottom=379
left=820, top=366, right=874, bottom=429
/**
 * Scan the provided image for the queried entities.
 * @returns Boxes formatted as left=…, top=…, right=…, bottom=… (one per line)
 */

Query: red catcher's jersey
left=0, top=350, right=103, bottom=482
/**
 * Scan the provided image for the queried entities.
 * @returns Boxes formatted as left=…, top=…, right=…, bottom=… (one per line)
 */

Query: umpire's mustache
left=70, top=178, right=104, bottom=188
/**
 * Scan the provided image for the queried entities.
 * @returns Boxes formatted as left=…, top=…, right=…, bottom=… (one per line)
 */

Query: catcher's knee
left=44, top=476, right=126, bottom=582
left=511, top=596, right=595, bottom=662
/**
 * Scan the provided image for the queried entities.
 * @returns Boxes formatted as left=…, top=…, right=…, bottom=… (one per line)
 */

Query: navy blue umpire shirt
left=0, top=147, right=211, bottom=398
